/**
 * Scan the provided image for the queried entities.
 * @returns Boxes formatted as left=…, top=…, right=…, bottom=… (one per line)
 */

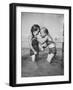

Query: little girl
left=37, top=27, right=56, bottom=63
left=29, top=24, right=40, bottom=62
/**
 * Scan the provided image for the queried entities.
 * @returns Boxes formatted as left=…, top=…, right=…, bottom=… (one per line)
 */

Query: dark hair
left=31, top=24, right=40, bottom=37
left=44, top=28, right=49, bottom=35
left=42, top=27, right=49, bottom=35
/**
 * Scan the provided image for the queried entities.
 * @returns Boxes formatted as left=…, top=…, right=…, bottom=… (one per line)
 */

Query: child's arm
left=47, top=34, right=53, bottom=41
left=28, top=35, right=37, bottom=54
left=38, top=32, right=53, bottom=43
left=47, top=35, right=56, bottom=48
left=37, top=35, right=48, bottom=44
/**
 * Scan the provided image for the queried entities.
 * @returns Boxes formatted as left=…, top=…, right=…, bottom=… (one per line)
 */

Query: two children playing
left=29, top=24, right=56, bottom=63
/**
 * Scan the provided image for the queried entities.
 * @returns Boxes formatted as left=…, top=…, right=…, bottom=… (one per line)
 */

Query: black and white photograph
left=21, top=12, right=64, bottom=77
left=10, top=3, right=71, bottom=87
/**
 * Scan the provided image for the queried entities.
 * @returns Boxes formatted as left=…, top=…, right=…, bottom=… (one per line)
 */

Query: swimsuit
left=30, top=37, right=39, bottom=56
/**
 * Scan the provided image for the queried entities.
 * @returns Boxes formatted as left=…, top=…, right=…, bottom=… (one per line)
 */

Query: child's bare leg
left=46, top=43, right=56, bottom=63
left=31, top=55, right=36, bottom=62
left=47, top=53, right=54, bottom=63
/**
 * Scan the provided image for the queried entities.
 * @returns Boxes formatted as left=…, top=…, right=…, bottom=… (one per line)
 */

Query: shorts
left=49, top=47, right=56, bottom=55
left=30, top=38, right=39, bottom=56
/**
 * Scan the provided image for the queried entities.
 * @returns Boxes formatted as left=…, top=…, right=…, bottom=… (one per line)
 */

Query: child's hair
left=41, top=27, right=49, bottom=35
left=31, top=24, right=40, bottom=37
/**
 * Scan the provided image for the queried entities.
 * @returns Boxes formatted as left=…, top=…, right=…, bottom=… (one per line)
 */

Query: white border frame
left=16, top=6, right=69, bottom=84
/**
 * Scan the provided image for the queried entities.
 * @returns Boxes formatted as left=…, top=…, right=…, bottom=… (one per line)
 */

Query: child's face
left=33, top=29, right=39, bottom=36
left=40, top=29, right=46, bottom=37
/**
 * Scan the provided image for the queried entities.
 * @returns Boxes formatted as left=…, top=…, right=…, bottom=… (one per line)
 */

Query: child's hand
left=34, top=51, right=37, bottom=55
left=42, top=43, right=47, bottom=47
